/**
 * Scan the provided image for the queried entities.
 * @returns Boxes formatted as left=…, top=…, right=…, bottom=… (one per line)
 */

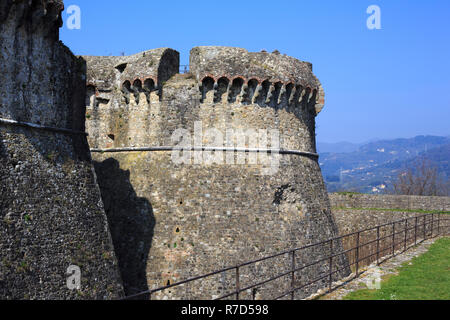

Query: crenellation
left=84, top=46, right=325, bottom=154
left=195, top=75, right=318, bottom=113
left=188, top=46, right=325, bottom=114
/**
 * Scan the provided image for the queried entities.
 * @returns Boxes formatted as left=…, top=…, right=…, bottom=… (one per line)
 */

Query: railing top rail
left=179, top=65, right=190, bottom=73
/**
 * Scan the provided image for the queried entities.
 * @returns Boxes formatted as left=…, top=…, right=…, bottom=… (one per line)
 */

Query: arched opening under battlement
left=308, top=89, right=318, bottom=115
left=214, top=77, right=230, bottom=103
left=121, top=81, right=132, bottom=104
left=302, top=87, right=312, bottom=110
left=243, top=79, right=259, bottom=105
left=132, top=79, right=143, bottom=92
left=254, top=80, right=271, bottom=106
left=131, top=79, right=144, bottom=104
left=284, top=83, right=294, bottom=106
left=293, top=84, right=304, bottom=106
left=228, top=77, right=244, bottom=104
left=144, top=78, right=156, bottom=92
left=200, top=77, right=215, bottom=103
left=269, top=82, right=283, bottom=107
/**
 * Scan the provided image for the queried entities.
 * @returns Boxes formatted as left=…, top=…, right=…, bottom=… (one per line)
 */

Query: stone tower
left=85, top=46, right=350, bottom=299
left=0, top=0, right=123, bottom=299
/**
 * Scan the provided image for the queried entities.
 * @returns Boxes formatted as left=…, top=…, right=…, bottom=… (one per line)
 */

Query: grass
left=344, top=237, right=450, bottom=300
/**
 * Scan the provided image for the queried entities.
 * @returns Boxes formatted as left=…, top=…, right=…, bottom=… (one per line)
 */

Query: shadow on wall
left=94, top=158, right=155, bottom=299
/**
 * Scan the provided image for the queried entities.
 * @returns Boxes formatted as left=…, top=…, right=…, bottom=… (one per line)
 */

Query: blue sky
left=60, top=0, right=450, bottom=143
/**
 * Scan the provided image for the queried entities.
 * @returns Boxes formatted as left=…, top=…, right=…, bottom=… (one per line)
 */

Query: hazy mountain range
left=318, top=135, right=450, bottom=194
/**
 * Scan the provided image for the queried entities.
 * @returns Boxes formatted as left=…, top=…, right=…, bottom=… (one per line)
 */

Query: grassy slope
left=344, top=237, right=450, bottom=300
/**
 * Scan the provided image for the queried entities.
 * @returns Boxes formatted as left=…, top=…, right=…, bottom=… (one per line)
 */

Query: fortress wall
left=329, top=194, right=450, bottom=270
left=329, top=193, right=450, bottom=212
left=329, top=192, right=450, bottom=236
left=0, top=0, right=123, bottom=299
left=86, top=47, right=350, bottom=299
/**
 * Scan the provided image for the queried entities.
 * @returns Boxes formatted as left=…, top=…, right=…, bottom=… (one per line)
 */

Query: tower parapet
left=84, top=48, right=179, bottom=97
left=190, top=46, right=325, bottom=114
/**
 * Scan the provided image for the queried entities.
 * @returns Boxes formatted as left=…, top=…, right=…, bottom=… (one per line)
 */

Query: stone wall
left=329, top=193, right=450, bottom=270
left=329, top=193, right=450, bottom=213
left=329, top=193, right=450, bottom=239
left=85, top=46, right=350, bottom=299
left=0, top=0, right=123, bottom=299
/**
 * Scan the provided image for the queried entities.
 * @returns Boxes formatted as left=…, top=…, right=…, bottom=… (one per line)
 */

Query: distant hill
left=319, top=135, right=450, bottom=194
left=317, top=141, right=361, bottom=153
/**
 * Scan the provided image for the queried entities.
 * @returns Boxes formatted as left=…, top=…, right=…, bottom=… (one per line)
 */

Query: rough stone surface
left=329, top=193, right=450, bottom=212
left=85, top=46, right=349, bottom=299
left=189, top=47, right=325, bottom=114
left=84, top=48, right=179, bottom=93
left=0, top=0, right=124, bottom=299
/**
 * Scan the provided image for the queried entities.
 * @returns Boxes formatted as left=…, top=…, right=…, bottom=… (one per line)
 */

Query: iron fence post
left=291, top=250, right=295, bottom=300
left=392, top=223, right=395, bottom=257
left=328, top=239, right=333, bottom=292
left=437, top=214, right=440, bottom=235
left=404, top=219, right=408, bottom=252
left=376, top=226, right=380, bottom=265
left=415, top=216, right=418, bottom=245
left=431, top=214, right=434, bottom=238
left=423, top=215, right=426, bottom=241
left=236, top=266, right=240, bottom=300
left=355, top=232, right=360, bottom=276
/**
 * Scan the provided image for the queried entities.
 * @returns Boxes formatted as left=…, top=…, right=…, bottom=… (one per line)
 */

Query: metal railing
left=123, top=213, right=450, bottom=300
left=179, top=65, right=190, bottom=74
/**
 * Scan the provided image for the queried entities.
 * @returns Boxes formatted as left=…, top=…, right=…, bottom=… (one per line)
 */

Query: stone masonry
left=85, top=46, right=350, bottom=299
left=328, top=193, right=450, bottom=274
left=2, top=0, right=446, bottom=302
left=0, top=0, right=354, bottom=300
left=329, top=193, right=450, bottom=213
left=0, top=0, right=124, bottom=299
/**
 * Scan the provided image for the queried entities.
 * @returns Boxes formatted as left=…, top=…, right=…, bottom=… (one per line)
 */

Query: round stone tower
left=86, top=46, right=350, bottom=299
